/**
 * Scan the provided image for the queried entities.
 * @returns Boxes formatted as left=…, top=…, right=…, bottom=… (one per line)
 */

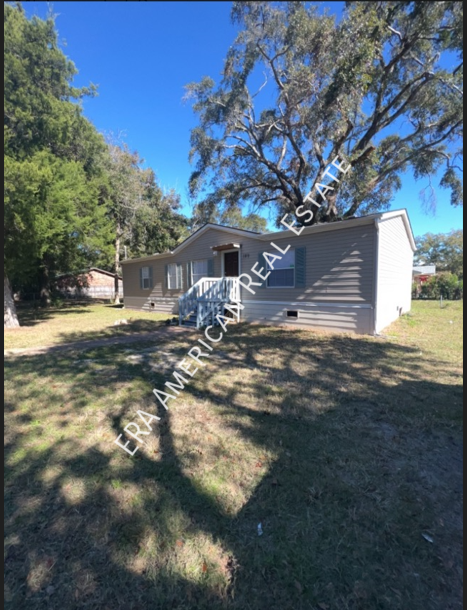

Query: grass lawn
left=4, top=301, right=463, bottom=610
left=4, top=301, right=170, bottom=350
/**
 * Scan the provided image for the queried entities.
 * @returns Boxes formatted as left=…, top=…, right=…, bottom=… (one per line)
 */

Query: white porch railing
left=178, top=277, right=241, bottom=329
left=178, top=277, right=221, bottom=324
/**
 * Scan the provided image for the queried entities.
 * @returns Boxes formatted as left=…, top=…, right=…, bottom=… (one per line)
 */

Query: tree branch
left=256, top=44, right=289, bottom=92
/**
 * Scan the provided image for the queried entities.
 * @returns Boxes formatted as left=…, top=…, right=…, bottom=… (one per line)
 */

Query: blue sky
left=23, top=1, right=463, bottom=238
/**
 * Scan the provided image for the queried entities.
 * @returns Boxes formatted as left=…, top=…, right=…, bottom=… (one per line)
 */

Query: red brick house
left=56, top=268, right=123, bottom=300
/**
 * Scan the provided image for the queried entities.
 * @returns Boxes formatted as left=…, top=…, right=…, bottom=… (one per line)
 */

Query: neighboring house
left=121, top=209, right=416, bottom=335
left=413, top=265, right=436, bottom=285
left=56, top=268, right=123, bottom=300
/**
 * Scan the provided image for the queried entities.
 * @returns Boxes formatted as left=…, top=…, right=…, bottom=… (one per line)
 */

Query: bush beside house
left=414, top=272, right=463, bottom=301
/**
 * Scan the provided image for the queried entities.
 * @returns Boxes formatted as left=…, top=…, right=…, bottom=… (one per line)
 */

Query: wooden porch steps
left=179, top=277, right=240, bottom=329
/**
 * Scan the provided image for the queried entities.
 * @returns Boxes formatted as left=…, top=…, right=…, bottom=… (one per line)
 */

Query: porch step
left=182, top=313, right=197, bottom=327
left=179, top=277, right=240, bottom=330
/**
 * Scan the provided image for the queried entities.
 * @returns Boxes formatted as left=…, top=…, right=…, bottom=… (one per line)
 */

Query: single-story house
left=121, top=209, right=416, bottom=335
left=56, top=268, right=123, bottom=300
left=413, top=265, right=436, bottom=285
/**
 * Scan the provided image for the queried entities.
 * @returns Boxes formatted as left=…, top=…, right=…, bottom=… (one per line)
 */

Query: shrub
left=437, top=272, right=460, bottom=299
left=419, top=272, right=462, bottom=300
left=420, top=277, right=437, bottom=299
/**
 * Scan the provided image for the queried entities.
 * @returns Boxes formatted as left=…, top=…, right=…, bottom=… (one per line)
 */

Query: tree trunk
left=114, top=230, right=121, bottom=305
left=4, top=274, right=20, bottom=328
left=39, top=266, right=51, bottom=306
left=114, top=273, right=120, bottom=305
left=294, top=189, right=339, bottom=226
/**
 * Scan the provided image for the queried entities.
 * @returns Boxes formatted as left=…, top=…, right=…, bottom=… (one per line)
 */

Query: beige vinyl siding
left=242, top=301, right=374, bottom=334
left=123, top=224, right=375, bottom=305
left=240, top=224, right=376, bottom=304
left=123, top=296, right=179, bottom=314
left=375, top=215, right=414, bottom=333
left=122, top=224, right=378, bottom=331
left=122, top=228, right=248, bottom=305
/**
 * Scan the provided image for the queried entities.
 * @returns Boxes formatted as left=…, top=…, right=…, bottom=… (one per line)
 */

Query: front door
left=224, top=251, right=239, bottom=277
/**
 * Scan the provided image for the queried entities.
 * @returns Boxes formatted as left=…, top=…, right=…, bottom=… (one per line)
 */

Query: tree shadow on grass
left=8, top=300, right=170, bottom=344
left=12, top=301, right=96, bottom=328
left=51, top=318, right=170, bottom=346
left=4, top=326, right=463, bottom=610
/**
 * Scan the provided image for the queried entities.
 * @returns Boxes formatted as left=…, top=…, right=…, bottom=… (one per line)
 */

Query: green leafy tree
left=187, top=1, right=463, bottom=226
left=102, top=142, right=188, bottom=303
left=128, top=180, right=189, bottom=258
left=103, top=143, right=146, bottom=304
left=4, top=3, right=112, bottom=325
left=415, top=230, right=463, bottom=278
left=192, top=203, right=268, bottom=233
left=420, top=271, right=461, bottom=299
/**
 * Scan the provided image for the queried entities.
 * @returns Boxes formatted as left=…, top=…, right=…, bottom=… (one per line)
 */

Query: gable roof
left=121, top=224, right=263, bottom=265
left=56, top=267, right=123, bottom=280
left=88, top=267, right=123, bottom=280
left=256, top=209, right=416, bottom=251
left=171, top=223, right=262, bottom=253
left=121, top=208, right=416, bottom=265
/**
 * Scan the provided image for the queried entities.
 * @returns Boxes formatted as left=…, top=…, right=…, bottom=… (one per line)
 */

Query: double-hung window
left=191, top=259, right=208, bottom=285
left=140, top=266, right=153, bottom=290
left=167, top=263, right=182, bottom=290
left=267, top=249, right=295, bottom=288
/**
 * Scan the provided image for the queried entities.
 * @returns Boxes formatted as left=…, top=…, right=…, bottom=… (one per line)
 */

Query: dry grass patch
left=4, top=301, right=463, bottom=610
left=4, top=301, right=169, bottom=350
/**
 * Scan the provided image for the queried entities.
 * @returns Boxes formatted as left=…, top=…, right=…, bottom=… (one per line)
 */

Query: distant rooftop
left=413, top=265, right=436, bottom=275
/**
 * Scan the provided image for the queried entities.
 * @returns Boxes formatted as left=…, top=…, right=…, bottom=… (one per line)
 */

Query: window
left=140, top=266, right=153, bottom=290
left=267, top=249, right=295, bottom=288
left=191, top=259, right=208, bottom=285
left=167, top=263, right=182, bottom=290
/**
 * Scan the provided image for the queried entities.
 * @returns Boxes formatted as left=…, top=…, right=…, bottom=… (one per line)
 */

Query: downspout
left=373, top=218, right=382, bottom=335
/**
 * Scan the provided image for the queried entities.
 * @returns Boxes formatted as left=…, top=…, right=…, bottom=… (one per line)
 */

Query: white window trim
left=167, top=263, right=182, bottom=290
left=191, top=259, right=209, bottom=285
left=221, top=249, right=242, bottom=277
left=266, top=250, right=296, bottom=289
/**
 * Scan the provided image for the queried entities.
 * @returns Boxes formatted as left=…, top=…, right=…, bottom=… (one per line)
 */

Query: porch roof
left=211, top=243, right=241, bottom=252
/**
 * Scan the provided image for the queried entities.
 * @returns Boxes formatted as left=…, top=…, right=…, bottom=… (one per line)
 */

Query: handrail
left=179, top=277, right=221, bottom=323
left=196, top=277, right=240, bottom=328
left=179, top=276, right=241, bottom=329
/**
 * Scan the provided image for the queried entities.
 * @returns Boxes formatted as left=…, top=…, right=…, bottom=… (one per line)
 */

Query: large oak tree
left=187, top=1, right=463, bottom=226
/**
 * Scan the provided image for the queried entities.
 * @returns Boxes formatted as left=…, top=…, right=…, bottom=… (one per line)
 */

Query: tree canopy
left=4, top=3, right=187, bottom=322
left=415, top=229, right=463, bottom=278
left=4, top=2, right=112, bottom=311
left=101, top=141, right=188, bottom=301
left=187, top=1, right=463, bottom=226
left=103, top=142, right=188, bottom=262
left=192, top=203, right=268, bottom=233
